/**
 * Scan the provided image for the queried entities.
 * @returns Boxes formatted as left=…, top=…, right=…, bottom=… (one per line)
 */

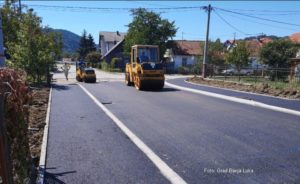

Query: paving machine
left=125, top=45, right=165, bottom=90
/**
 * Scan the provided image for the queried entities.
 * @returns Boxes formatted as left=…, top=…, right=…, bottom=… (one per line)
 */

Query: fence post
left=0, top=95, right=13, bottom=184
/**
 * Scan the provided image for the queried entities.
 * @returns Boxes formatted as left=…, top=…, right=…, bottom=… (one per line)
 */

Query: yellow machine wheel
left=125, top=73, right=132, bottom=86
left=134, top=76, right=143, bottom=90
left=76, top=75, right=82, bottom=82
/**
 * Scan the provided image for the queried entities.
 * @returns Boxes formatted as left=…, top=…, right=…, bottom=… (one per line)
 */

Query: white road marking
left=165, top=81, right=300, bottom=117
left=38, top=87, right=53, bottom=184
left=78, top=83, right=187, bottom=184
left=184, top=79, right=300, bottom=101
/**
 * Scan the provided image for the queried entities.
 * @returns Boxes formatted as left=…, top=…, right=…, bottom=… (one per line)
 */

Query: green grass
left=211, top=75, right=300, bottom=90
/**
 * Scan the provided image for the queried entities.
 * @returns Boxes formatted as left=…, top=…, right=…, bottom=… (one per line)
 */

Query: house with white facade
left=99, top=31, right=126, bottom=57
left=166, top=40, right=204, bottom=69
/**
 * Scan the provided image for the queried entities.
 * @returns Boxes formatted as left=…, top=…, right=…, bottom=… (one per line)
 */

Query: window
left=132, top=48, right=137, bottom=63
left=182, top=58, right=187, bottom=66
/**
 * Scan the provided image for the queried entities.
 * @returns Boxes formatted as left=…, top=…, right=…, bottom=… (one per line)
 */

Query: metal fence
left=206, top=65, right=300, bottom=89
left=171, top=64, right=300, bottom=89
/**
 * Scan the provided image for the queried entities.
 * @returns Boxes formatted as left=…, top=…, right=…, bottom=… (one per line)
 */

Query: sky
left=9, top=1, right=300, bottom=44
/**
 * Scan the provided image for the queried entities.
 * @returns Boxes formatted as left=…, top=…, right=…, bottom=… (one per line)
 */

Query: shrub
left=85, top=51, right=102, bottom=66
left=111, top=57, right=121, bottom=69
left=177, top=66, right=190, bottom=75
left=100, top=60, right=110, bottom=71
left=0, top=69, right=32, bottom=184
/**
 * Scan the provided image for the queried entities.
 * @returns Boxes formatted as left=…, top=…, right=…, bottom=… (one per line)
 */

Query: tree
left=77, top=30, right=88, bottom=60
left=124, top=8, right=177, bottom=58
left=2, top=6, right=62, bottom=84
left=87, top=34, right=96, bottom=52
left=77, top=31, right=96, bottom=60
left=85, top=51, right=101, bottom=66
left=208, top=38, right=225, bottom=66
left=225, top=41, right=250, bottom=72
left=260, top=39, right=297, bottom=68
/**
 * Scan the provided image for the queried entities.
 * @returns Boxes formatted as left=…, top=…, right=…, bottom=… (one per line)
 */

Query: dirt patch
left=187, top=76, right=300, bottom=99
left=28, top=87, right=49, bottom=160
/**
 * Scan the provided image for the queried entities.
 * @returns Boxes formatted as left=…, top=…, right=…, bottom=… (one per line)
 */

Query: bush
left=111, top=57, right=121, bottom=69
left=100, top=60, right=111, bottom=71
left=85, top=51, right=102, bottom=65
left=177, top=66, right=190, bottom=75
left=0, top=69, right=32, bottom=184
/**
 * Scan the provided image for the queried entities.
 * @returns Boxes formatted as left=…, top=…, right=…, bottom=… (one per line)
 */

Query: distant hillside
left=56, top=29, right=81, bottom=54
left=44, top=28, right=81, bottom=54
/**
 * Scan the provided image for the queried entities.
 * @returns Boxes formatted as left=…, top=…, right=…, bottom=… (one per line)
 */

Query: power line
left=218, top=9, right=300, bottom=32
left=215, top=7, right=300, bottom=27
left=215, top=8, right=300, bottom=13
left=213, top=9, right=249, bottom=35
left=20, top=4, right=204, bottom=11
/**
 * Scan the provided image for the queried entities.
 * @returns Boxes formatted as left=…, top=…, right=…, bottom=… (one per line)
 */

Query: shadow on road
left=44, top=169, right=77, bottom=184
left=145, top=87, right=180, bottom=92
left=52, top=84, right=70, bottom=91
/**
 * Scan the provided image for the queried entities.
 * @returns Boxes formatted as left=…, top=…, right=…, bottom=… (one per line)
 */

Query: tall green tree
left=225, top=41, right=250, bottom=71
left=87, top=34, right=96, bottom=52
left=208, top=38, right=225, bottom=66
left=260, top=39, right=297, bottom=68
left=77, top=30, right=88, bottom=60
left=2, top=5, right=62, bottom=83
left=77, top=31, right=96, bottom=59
left=124, top=8, right=177, bottom=58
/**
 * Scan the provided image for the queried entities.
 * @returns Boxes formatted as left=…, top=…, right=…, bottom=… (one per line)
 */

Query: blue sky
left=16, top=1, right=300, bottom=43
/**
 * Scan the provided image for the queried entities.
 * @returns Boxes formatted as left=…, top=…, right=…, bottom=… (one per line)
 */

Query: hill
left=44, top=28, right=81, bottom=54
left=55, top=29, right=81, bottom=54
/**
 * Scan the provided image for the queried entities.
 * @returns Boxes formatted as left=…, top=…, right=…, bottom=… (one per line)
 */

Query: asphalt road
left=46, top=68, right=300, bottom=184
left=45, top=83, right=169, bottom=184
left=80, top=81, right=300, bottom=184
left=168, top=78, right=300, bottom=111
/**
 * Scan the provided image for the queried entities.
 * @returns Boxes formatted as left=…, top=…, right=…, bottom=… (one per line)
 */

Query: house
left=224, top=38, right=272, bottom=69
left=289, top=32, right=300, bottom=44
left=102, top=39, right=129, bottom=68
left=166, top=40, right=204, bottom=69
left=99, top=31, right=126, bottom=57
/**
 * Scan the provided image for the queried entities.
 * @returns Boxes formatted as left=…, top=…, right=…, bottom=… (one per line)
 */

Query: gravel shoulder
left=28, top=87, right=50, bottom=159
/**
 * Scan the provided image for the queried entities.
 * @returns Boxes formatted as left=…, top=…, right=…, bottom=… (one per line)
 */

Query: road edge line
left=184, top=79, right=299, bottom=101
left=78, top=83, right=187, bottom=184
left=37, top=87, right=52, bottom=184
left=165, top=81, right=300, bottom=117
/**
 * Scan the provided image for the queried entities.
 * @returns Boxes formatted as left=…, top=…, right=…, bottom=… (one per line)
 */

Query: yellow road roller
left=76, top=61, right=96, bottom=83
left=125, top=45, right=165, bottom=90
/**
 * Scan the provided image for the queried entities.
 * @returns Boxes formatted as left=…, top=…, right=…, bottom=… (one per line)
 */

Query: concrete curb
left=37, top=87, right=53, bottom=184
left=165, top=81, right=300, bottom=117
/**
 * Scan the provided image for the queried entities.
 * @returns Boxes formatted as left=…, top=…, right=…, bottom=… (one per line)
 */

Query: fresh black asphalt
left=45, top=83, right=169, bottom=184
left=82, top=81, right=300, bottom=184
left=167, top=78, right=300, bottom=111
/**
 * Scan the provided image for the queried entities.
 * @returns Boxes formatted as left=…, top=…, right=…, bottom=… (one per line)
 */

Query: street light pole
left=202, top=4, right=211, bottom=78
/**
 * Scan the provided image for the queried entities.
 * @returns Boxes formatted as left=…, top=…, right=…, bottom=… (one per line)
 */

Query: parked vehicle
left=221, top=68, right=237, bottom=75
left=221, top=68, right=254, bottom=75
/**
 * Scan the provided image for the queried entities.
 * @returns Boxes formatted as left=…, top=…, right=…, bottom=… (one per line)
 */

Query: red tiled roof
left=289, top=33, right=300, bottom=43
left=167, top=40, right=204, bottom=56
left=259, top=37, right=272, bottom=44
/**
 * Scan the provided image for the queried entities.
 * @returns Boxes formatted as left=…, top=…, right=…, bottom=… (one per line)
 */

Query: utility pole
left=0, top=13, right=5, bottom=67
left=233, top=32, right=236, bottom=42
left=202, top=4, right=211, bottom=78
left=19, top=0, right=22, bottom=15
